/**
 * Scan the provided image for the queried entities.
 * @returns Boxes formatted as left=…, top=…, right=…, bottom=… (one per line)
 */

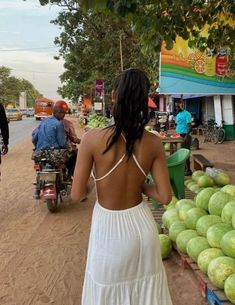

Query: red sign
left=95, top=79, right=104, bottom=97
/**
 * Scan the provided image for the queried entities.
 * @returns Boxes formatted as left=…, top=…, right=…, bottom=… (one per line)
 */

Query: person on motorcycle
left=0, top=102, right=9, bottom=179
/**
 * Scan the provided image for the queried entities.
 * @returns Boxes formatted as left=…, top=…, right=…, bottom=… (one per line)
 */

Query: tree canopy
left=39, top=0, right=235, bottom=54
left=41, top=3, right=159, bottom=101
left=37, top=0, right=235, bottom=101
left=0, top=66, right=42, bottom=107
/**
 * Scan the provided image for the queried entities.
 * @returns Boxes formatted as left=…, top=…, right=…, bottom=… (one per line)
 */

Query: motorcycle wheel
left=46, top=199, right=58, bottom=213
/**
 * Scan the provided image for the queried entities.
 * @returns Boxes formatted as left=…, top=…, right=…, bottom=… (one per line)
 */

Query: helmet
left=54, top=100, right=69, bottom=112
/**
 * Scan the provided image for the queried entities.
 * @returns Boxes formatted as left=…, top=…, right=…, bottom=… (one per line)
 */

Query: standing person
left=175, top=101, right=192, bottom=175
left=71, top=68, right=173, bottom=305
left=0, top=102, right=9, bottom=179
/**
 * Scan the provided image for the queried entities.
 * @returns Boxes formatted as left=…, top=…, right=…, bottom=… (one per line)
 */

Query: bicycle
left=202, top=119, right=215, bottom=143
left=211, top=121, right=225, bottom=144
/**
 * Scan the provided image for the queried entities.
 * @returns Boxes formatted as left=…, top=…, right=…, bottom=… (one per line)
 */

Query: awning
left=148, top=97, right=157, bottom=108
left=171, top=94, right=212, bottom=99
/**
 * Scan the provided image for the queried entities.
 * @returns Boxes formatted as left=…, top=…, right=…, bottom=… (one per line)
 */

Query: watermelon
left=178, top=203, right=195, bottom=221
left=156, top=222, right=162, bottom=233
left=208, top=256, right=235, bottom=289
left=184, top=179, right=193, bottom=187
left=221, top=184, right=235, bottom=197
left=206, top=223, right=232, bottom=248
left=165, top=195, right=178, bottom=210
left=208, top=191, right=233, bottom=216
left=176, top=229, right=198, bottom=253
left=195, top=187, right=217, bottom=211
left=192, top=170, right=205, bottom=182
left=186, top=236, right=210, bottom=262
left=221, top=201, right=235, bottom=224
left=197, top=248, right=224, bottom=274
left=214, top=171, right=231, bottom=186
left=196, top=215, right=222, bottom=237
left=189, top=184, right=203, bottom=194
left=175, top=199, right=194, bottom=211
left=224, top=273, right=235, bottom=304
left=197, top=175, right=214, bottom=188
left=233, top=213, right=235, bottom=229
left=169, top=221, right=187, bottom=242
left=159, top=234, right=172, bottom=259
left=184, top=207, right=208, bottom=230
left=220, top=230, right=235, bottom=258
left=162, top=208, right=179, bottom=229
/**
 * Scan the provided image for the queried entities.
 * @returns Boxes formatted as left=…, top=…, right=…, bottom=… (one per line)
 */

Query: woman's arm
left=71, top=131, right=94, bottom=203
left=142, top=138, right=172, bottom=205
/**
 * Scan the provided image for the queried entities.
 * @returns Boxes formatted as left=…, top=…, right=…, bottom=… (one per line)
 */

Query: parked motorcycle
left=33, top=149, right=72, bottom=212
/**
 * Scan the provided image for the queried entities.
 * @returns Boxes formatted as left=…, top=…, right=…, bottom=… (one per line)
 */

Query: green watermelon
left=220, top=230, right=235, bottom=258
left=208, top=191, right=233, bottom=216
left=189, top=184, right=203, bottom=194
left=165, top=196, right=178, bottom=210
left=197, top=248, right=224, bottom=274
left=197, top=175, right=214, bottom=188
left=176, top=229, right=198, bottom=253
left=206, top=223, right=232, bottom=248
left=178, top=203, right=195, bottom=221
left=196, top=215, right=222, bottom=237
left=224, top=273, right=235, bottom=304
left=175, top=199, right=194, bottom=211
left=221, top=184, right=235, bottom=197
left=156, top=222, right=162, bottom=233
left=159, top=234, right=172, bottom=259
left=221, top=201, right=235, bottom=224
left=195, top=187, right=217, bottom=211
left=214, top=171, right=231, bottom=186
left=169, top=221, right=187, bottom=242
left=192, top=170, right=205, bottom=182
left=162, top=208, right=179, bottom=229
left=186, top=236, right=210, bottom=262
left=184, top=179, right=193, bottom=187
left=233, top=213, right=235, bottom=229
left=208, top=256, right=235, bottom=289
left=184, top=207, right=208, bottom=230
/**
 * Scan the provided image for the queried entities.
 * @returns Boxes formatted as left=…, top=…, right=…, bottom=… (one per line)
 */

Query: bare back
left=75, top=127, right=169, bottom=210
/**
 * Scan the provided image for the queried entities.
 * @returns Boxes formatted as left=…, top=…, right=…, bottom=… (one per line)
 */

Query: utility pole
left=119, top=33, right=123, bottom=72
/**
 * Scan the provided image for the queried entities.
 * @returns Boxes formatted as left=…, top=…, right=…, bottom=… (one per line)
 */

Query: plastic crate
left=207, top=287, right=231, bottom=305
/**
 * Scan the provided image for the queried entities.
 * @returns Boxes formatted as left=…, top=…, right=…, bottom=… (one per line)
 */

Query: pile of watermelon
left=185, top=169, right=231, bottom=194
left=161, top=186, right=235, bottom=304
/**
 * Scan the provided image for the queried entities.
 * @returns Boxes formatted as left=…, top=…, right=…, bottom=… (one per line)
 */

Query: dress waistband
left=95, top=201, right=146, bottom=213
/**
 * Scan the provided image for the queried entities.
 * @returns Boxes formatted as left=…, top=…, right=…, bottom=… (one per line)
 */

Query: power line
left=0, top=46, right=58, bottom=52
left=12, top=68, right=62, bottom=75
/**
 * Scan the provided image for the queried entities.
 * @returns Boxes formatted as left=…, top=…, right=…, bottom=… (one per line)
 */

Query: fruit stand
left=158, top=168, right=235, bottom=304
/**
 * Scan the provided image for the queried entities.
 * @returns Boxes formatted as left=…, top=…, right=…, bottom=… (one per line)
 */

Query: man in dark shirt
left=0, top=102, right=9, bottom=155
left=0, top=102, right=9, bottom=178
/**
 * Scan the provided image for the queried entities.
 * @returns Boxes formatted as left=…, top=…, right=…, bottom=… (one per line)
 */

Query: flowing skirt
left=82, top=201, right=173, bottom=305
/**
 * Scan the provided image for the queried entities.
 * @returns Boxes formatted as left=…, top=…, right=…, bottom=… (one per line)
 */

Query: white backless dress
left=82, top=147, right=173, bottom=305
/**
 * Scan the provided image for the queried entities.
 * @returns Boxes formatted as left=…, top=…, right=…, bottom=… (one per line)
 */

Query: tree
left=44, top=4, right=158, bottom=101
left=0, top=66, right=42, bottom=107
left=38, top=0, right=235, bottom=55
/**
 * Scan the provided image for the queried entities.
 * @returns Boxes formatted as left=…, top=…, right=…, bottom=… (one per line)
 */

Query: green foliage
left=0, top=66, right=42, bottom=107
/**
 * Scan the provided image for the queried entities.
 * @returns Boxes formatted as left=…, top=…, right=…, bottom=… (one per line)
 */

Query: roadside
left=0, top=117, right=234, bottom=305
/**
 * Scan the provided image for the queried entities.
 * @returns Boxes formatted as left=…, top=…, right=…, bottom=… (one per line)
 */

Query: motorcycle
left=33, top=149, right=72, bottom=212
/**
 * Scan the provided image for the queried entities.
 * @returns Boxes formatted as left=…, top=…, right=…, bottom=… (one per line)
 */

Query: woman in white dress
left=71, top=68, right=173, bottom=305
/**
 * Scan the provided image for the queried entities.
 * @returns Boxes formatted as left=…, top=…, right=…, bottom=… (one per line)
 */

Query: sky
left=0, top=0, right=65, bottom=101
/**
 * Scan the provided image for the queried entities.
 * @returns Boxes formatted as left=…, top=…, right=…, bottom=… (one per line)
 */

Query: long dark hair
left=103, top=68, right=150, bottom=158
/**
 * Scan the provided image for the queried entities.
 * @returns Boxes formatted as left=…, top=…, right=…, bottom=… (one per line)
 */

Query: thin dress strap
left=93, top=133, right=146, bottom=182
left=93, top=153, right=126, bottom=182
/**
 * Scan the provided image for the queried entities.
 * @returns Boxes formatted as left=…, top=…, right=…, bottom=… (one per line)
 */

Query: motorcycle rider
left=0, top=102, right=9, bottom=179
left=32, top=100, right=79, bottom=198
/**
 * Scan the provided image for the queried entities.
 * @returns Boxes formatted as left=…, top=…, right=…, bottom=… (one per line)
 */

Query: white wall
left=221, top=95, right=234, bottom=125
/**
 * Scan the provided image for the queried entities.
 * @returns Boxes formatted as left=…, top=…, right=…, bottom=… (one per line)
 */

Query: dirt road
left=1, top=119, right=234, bottom=305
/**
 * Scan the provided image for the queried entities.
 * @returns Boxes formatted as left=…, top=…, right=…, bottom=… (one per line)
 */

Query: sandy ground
left=0, top=117, right=234, bottom=305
